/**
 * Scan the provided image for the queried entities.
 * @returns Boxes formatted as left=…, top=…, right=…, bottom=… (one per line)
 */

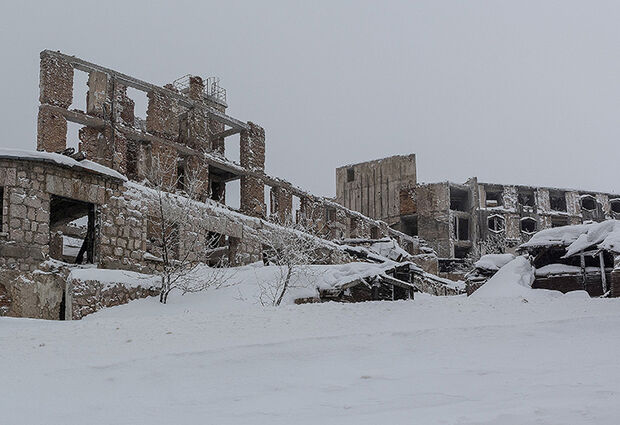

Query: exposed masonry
left=34, top=50, right=420, bottom=245
left=0, top=51, right=430, bottom=320
left=336, top=155, right=620, bottom=279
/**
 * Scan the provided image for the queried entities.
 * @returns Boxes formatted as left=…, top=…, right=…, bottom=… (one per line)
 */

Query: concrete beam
left=211, top=127, right=242, bottom=140
left=40, top=104, right=106, bottom=129
left=41, top=50, right=249, bottom=131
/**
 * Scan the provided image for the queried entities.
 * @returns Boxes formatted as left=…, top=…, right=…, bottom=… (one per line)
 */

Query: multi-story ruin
left=337, top=155, right=620, bottom=276
left=2, top=51, right=617, bottom=319
left=0, top=51, right=427, bottom=319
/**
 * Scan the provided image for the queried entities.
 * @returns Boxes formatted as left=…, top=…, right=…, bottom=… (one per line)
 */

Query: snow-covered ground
left=3, top=265, right=620, bottom=424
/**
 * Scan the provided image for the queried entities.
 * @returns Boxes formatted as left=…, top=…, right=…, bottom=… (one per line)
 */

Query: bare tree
left=257, top=221, right=332, bottom=306
left=146, top=152, right=231, bottom=303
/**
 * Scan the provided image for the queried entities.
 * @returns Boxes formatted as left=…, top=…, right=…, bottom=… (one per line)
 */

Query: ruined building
left=337, top=155, right=620, bottom=276
left=0, top=51, right=428, bottom=319
left=5, top=50, right=614, bottom=319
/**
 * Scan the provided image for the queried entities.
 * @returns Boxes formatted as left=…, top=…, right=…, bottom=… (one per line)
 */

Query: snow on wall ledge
left=68, top=268, right=160, bottom=320
left=0, top=148, right=127, bottom=181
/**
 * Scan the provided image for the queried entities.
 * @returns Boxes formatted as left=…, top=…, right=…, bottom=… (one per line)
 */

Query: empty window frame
left=346, top=168, right=355, bottom=183
left=610, top=199, right=620, bottom=214
left=580, top=195, right=597, bottom=211
left=518, top=189, right=535, bottom=208
left=454, top=246, right=471, bottom=259
left=450, top=187, right=469, bottom=212
left=49, top=195, right=97, bottom=264
left=205, top=231, right=229, bottom=267
left=520, top=217, right=537, bottom=234
left=453, top=216, right=469, bottom=241
left=487, top=214, right=505, bottom=233
left=400, top=216, right=418, bottom=236
left=485, top=189, right=503, bottom=207
left=549, top=191, right=567, bottom=212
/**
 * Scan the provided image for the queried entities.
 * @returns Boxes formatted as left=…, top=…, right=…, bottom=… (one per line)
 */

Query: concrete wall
left=336, top=154, right=416, bottom=225
left=416, top=183, right=452, bottom=258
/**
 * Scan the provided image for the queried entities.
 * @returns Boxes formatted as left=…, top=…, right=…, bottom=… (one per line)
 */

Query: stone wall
left=240, top=123, right=266, bottom=217
left=68, top=271, right=159, bottom=320
left=0, top=267, right=68, bottom=320
left=270, top=185, right=293, bottom=224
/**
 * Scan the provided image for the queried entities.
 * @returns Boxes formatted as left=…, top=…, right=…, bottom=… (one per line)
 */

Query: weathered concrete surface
left=336, top=154, right=416, bottom=225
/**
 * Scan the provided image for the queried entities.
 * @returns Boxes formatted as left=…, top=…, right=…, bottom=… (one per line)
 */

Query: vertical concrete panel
left=86, top=71, right=109, bottom=117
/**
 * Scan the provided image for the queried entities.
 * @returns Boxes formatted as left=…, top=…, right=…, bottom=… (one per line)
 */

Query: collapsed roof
left=520, top=220, right=620, bottom=257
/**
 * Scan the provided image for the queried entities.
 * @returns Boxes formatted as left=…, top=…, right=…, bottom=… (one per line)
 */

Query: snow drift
left=470, top=257, right=536, bottom=298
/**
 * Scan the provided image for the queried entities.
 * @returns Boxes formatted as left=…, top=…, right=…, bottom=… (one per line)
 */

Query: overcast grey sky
left=1, top=0, right=618, bottom=197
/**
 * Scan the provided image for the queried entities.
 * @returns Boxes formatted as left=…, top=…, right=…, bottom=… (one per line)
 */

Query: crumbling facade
left=337, top=155, right=620, bottom=277
left=0, top=51, right=428, bottom=320
left=336, top=155, right=417, bottom=231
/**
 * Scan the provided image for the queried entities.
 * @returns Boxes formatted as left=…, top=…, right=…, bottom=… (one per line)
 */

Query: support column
left=86, top=71, right=109, bottom=118
left=240, top=122, right=266, bottom=218
left=185, top=76, right=208, bottom=150
left=37, top=51, right=74, bottom=152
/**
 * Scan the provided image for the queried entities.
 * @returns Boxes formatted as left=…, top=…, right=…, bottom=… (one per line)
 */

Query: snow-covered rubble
left=474, top=253, right=515, bottom=272
left=470, top=257, right=539, bottom=298
left=368, top=238, right=412, bottom=262
left=535, top=264, right=603, bottom=277
left=564, top=220, right=620, bottom=257
left=521, top=220, right=620, bottom=256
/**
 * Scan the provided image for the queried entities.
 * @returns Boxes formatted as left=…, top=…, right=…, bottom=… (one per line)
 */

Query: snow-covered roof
left=0, top=148, right=127, bottom=181
left=520, top=220, right=620, bottom=256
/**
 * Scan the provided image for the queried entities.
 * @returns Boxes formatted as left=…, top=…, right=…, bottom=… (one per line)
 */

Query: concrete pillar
left=86, top=71, right=109, bottom=117
left=113, top=83, right=135, bottom=126
left=240, top=123, right=266, bottom=217
left=176, top=77, right=207, bottom=150
left=37, top=52, right=75, bottom=153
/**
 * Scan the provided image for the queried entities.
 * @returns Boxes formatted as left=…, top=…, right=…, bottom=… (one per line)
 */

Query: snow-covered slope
left=3, top=266, right=620, bottom=424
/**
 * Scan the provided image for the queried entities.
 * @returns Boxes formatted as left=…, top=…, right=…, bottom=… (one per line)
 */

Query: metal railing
left=171, top=75, right=227, bottom=103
